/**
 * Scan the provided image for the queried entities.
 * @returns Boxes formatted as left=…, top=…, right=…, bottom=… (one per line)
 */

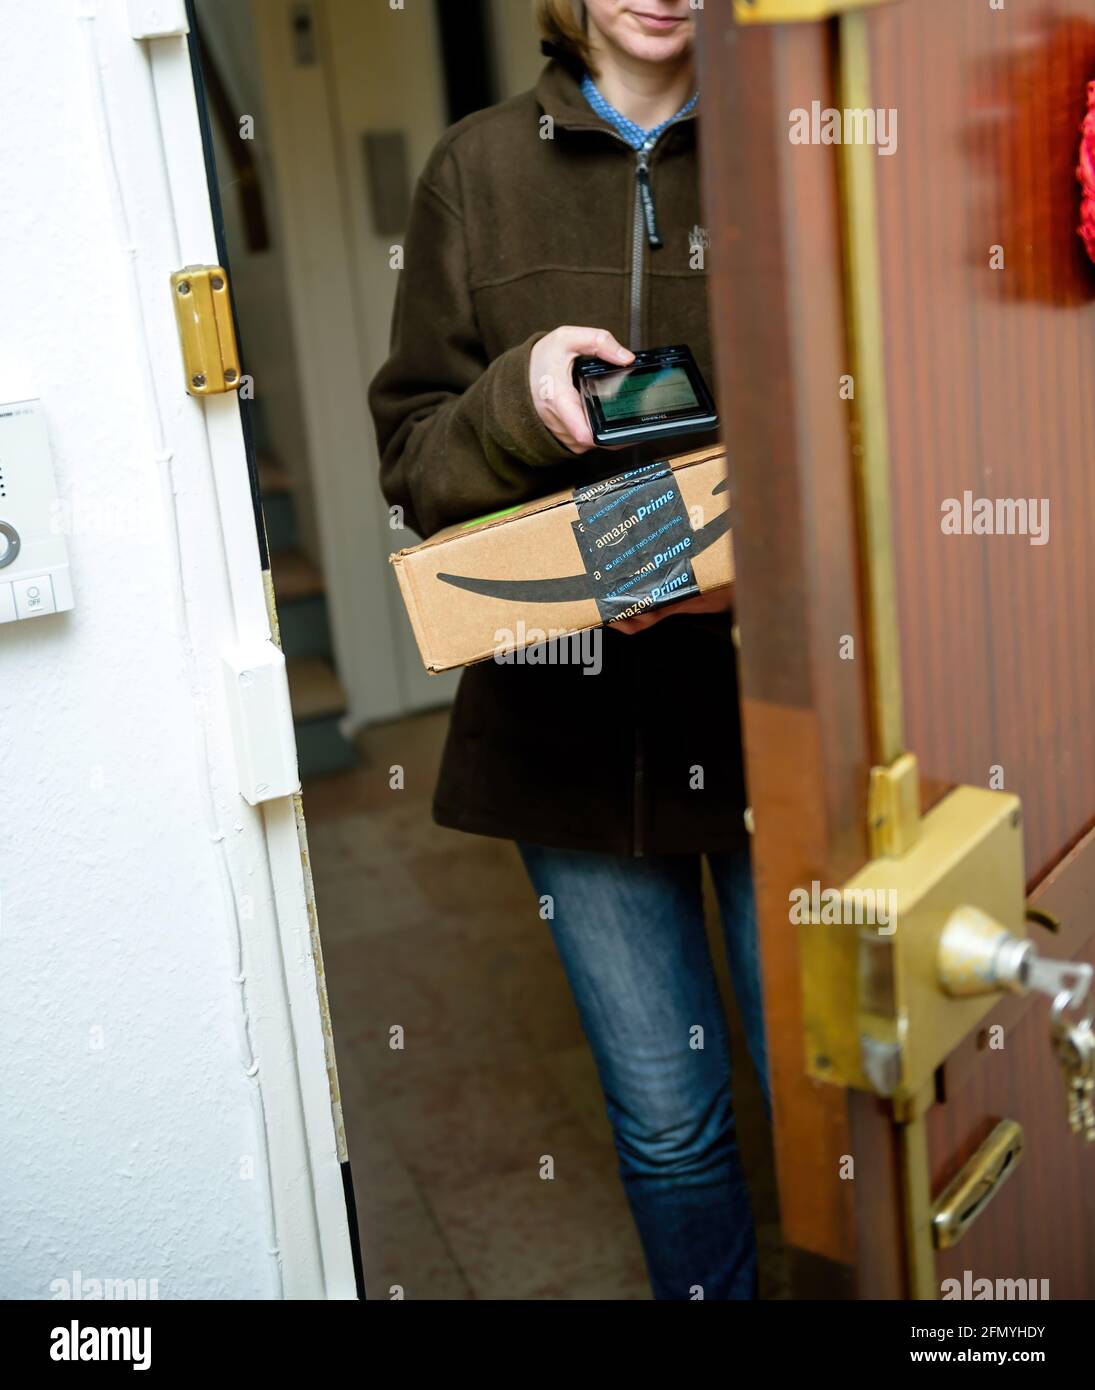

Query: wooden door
left=698, top=0, right=1095, bottom=1298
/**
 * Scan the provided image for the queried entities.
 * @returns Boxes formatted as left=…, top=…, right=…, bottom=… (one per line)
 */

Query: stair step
left=286, top=657, right=347, bottom=722
left=271, top=548, right=325, bottom=603
left=296, top=717, right=360, bottom=779
left=277, top=595, right=333, bottom=661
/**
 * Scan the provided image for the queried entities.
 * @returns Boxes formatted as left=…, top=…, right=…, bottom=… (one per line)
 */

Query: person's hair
left=536, top=0, right=596, bottom=76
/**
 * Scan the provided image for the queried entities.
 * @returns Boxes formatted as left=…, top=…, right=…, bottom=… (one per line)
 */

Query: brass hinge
left=170, top=265, right=241, bottom=396
left=733, top=0, right=895, bottom=21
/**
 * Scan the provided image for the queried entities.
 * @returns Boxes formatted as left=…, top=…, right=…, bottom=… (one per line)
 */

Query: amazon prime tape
left=390, top=445, right=733, bottom=673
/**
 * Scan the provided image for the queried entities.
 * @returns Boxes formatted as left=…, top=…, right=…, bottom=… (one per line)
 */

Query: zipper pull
left=636, top=146, right=662, bottom=249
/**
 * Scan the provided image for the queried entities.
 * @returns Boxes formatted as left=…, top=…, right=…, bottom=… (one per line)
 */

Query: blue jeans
left=517, top=842, right=770, bottom=1301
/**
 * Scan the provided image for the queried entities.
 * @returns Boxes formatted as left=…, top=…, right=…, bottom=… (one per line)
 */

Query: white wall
left=0, top=0, right=353, bottom=1298
left=242, top=0, right=548, bottom=727
left=252, top=0, right=456, bottom=725
left=322, top=0, right=455, bottom=716
left=325, top=0, right=448, bottom=378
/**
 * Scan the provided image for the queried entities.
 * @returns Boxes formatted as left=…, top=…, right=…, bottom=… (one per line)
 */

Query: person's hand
left=611, top=584, right=735, bottom=636
left=529, top=326, right=634, bottom=453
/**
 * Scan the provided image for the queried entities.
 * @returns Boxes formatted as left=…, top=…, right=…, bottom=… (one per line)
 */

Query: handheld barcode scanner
left=573, top=344, right=718, bottom=448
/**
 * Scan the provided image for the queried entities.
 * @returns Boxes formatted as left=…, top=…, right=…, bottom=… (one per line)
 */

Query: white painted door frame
left=104, top=0, right=359, bottom=1297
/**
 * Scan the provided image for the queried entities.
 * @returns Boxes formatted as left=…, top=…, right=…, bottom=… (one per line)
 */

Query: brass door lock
left=800, top=767, right=1026, bottom=1101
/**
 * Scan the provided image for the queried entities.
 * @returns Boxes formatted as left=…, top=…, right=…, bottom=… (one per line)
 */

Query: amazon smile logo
left=436, top=477, right=728, bottom=605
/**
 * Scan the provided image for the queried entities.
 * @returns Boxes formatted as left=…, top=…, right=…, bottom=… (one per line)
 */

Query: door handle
left=931, top=1119, right=1025, bottom=1250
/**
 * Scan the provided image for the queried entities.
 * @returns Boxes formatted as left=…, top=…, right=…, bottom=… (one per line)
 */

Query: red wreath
left=1078, top=80, right=1095, bottom=263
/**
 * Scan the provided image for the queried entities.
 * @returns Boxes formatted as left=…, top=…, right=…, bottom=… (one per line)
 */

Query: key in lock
left=938, top=906, right=1095, bottom=1141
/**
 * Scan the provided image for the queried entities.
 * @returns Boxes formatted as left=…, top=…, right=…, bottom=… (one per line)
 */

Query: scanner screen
left=595, top=365, right=699, bottom=421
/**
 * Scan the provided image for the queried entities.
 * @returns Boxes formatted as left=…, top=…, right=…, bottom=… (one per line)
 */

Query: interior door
left=698, top=0, right=1095, bottom=1298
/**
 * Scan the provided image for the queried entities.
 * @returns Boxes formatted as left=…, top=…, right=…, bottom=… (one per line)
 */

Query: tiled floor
left=304, top=708, right=788, bottom=1300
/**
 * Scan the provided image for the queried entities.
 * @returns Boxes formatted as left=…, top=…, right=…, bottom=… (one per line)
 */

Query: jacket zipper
left=636, top=143, right=663, bottom=247
left=629, top=138, right=663, bottom=348
left=627, top=134, right=669, bottom=858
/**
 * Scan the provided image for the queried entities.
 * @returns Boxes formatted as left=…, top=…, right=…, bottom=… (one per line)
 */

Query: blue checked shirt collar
left=579, top=72, right=699, bottom=150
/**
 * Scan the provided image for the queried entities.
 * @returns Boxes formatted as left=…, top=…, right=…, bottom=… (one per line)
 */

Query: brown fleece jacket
left=369, top=58, right=747, bottom=857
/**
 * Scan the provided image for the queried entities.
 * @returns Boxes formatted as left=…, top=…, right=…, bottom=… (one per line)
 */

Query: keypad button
left=13, top=575, right=56, bottom=618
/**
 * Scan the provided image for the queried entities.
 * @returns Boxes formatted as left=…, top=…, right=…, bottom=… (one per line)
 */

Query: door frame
left=698, top=7, right=908, bottom=1294
left=117, top=0, right=360, bottom=1296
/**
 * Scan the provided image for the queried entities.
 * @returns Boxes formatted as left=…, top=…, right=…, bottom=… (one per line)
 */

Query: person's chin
left=620, top=18, right=692, bottom=62
left=620, top=33, right=691, bottom=64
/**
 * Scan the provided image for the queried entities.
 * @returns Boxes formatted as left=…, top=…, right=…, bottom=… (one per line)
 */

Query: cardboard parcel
left=390, top=445, right=733, bottom=673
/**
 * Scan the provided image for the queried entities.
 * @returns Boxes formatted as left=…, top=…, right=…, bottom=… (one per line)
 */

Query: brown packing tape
left=390, top=446, right=734, bottom=673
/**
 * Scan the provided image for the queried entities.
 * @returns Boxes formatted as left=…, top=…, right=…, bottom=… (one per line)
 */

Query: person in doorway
left=369, top=0, right=770, bottom=1301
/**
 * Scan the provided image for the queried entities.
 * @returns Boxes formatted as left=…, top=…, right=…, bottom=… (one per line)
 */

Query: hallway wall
left=249, top=0, right=548, bottom=727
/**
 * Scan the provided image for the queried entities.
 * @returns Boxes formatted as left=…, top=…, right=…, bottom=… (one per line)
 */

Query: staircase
left=259, top=456, right=359, bottom=779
